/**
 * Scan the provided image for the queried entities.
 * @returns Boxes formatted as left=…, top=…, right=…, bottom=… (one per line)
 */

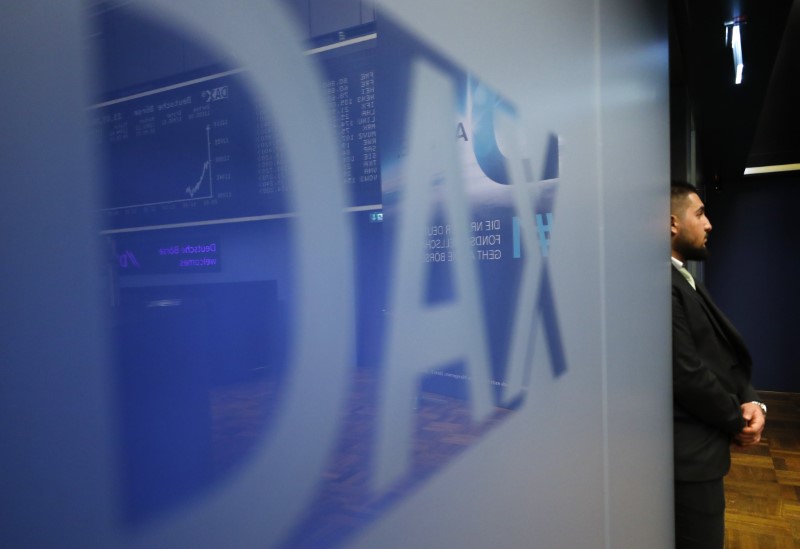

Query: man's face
left=671, top=192, right=712, bottom=262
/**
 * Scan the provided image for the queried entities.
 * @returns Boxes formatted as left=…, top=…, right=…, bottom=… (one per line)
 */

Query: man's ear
left=670, top=214, right=678, bottom=236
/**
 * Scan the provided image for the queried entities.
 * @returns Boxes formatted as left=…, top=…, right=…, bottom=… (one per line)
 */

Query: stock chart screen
left=92, top=28, right=379, bottom=231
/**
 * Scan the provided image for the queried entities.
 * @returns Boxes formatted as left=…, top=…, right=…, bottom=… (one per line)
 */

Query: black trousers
left=674, top=478, right=725, bottom=549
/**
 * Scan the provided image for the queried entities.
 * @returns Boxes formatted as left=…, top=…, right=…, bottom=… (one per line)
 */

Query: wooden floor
left=725, top=391, right=800, bottom=548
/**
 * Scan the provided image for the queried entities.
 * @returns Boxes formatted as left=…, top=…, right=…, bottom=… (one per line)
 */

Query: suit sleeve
left=733, top=371, right=760, bottom=407
left=672, top=286, right=746, bottom=434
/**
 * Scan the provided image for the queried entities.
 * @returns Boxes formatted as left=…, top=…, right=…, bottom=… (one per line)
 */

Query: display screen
left=92, top=17, right=379, bottom=231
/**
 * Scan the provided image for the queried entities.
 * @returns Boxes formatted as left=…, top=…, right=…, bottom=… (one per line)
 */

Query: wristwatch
left=750, top=401, right=768, bottom=416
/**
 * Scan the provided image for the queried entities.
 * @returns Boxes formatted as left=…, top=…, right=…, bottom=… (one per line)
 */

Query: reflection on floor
left=209, top=368, right=512, bottom=547
left=210, top=375, right=279, bottom=474
left=210, top=380, right=800, bottom=547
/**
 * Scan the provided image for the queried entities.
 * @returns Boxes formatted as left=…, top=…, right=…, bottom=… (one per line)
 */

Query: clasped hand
left=735, top=402, right=766, bottom=447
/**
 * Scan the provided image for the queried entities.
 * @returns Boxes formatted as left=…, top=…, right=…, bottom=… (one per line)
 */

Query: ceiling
left=670, top=0, right=800, bottom=185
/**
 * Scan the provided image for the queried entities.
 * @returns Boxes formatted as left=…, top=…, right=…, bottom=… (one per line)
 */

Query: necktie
left=676, top=264, right=696, bottom=290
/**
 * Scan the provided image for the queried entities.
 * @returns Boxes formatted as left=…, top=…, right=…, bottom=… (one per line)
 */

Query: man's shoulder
left=670, top=265, right=687, bottom=288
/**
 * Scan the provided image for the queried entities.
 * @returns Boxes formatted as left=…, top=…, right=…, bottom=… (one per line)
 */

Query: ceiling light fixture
left=744, top=163, right=800, bottom=176
left=724, top=17, right=746, bottom=85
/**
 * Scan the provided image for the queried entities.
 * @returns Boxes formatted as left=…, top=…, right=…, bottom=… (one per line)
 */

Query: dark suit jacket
left=672, top=265, right=759, bottom=482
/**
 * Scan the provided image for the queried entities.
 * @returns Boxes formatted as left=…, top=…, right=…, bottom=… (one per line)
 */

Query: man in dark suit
left=670, top=181, right=766, bottom=548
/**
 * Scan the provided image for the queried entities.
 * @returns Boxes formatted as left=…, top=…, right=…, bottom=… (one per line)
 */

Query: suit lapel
left=671, top=265, right=753, bottom=377
left=693, top=282, right=733, bottom=346
left=693, top=280, right=750, bottom=363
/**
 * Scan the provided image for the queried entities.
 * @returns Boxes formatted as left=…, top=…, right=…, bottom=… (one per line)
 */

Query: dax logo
left=117, top=4, right=567, bottom=548
left=371, top=56, right=566, bottom=498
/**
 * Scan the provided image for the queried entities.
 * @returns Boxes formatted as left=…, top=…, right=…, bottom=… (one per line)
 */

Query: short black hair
left=670, top=180, right=698, bottom=214
left=670, top=180, right=698, bottom=199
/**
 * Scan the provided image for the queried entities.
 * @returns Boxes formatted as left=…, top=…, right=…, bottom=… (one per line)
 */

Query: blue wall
left=706, top=176, right=800, bottom=392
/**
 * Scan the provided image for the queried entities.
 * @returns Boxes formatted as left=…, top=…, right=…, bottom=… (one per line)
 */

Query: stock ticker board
left=92, top=36, right=379, bottom=232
